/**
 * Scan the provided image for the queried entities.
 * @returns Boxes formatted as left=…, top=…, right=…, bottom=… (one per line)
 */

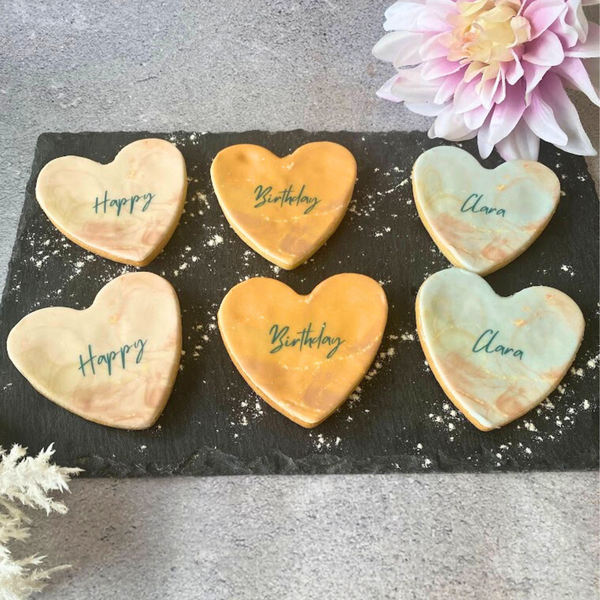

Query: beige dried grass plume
left=0, top=444, right=81, bottom=600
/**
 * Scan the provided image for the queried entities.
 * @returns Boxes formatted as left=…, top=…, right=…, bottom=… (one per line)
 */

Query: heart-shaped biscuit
left=211, top=142, right=357, bottom=269
left=218, top=274, right=388, bottom=427
left=7, top=272, right=181, bottom=429
left=36, top=138, right=187, bottom=266
left=412, top=146, right=560, bottom=275
left=416, top=268, right=584, bottom=431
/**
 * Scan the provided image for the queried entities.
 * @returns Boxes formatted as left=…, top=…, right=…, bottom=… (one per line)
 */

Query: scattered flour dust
left=229, top=392, right=265, bottom=430
left=310, top=433, right=342, bottom=452
left=168, top=131, right=208, bottom=147
left=411, top=442, right=434, bottom=469
left=560, top=264, right=575, bottom=276
left=347, top=171, right=411, bottom=223
left=207, top=234, right=223, bottom=247
left=12, top=226, right=114, bottom=308
left=188, top=310, right=219, bottom=359
left=427, top=402, right=463, bottom=441
left=188, top=189, right=211, bottom=216
left=501, top=351, right=597, bottom=462
left=345, top=332, right=403, bottom=414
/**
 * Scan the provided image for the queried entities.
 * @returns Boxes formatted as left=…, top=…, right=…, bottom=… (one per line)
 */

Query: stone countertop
left=1, top=2, right=598, bottom=599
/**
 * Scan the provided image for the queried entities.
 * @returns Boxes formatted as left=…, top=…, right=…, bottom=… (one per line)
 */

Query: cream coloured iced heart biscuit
left=218, top=274, right=388, bottom=427
left=36, top=138, right=187, bottom=266
left=210, top=142, right=357, bottom=269
left=7, top=272, right=181, bottom=429
left=412, top=146, right=560, bottom=275
left=416, top=268, right=584, bottom=431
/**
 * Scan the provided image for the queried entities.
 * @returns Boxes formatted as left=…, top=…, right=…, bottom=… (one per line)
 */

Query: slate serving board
left=0, top=131, right=598, bottom=476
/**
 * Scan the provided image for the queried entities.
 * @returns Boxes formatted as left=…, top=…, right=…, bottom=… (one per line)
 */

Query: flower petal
left=461, top=0, right=492, bottom=17
left=420, top=31, right=453, bottom=61
left=376, top=74, right=404, bottom=102
left=523, top=30, right=565, bottom=66
left=372, top=31, right=425, bottom=67
left=523, top=61, right=551, bottom=99
left=523, top=92, right=568, bottom=145
left=554, top=57, right=600, bottom=106
left=453, top=78, right=483, bottom=114
left=479, top=74, right=502, bottom=109
left=384, top=0, right=426, bottom=19
left=477, top=118, right=495, bottom=159
left=390, top=65, right=441, bottom=102
left=486, top=81, right=526, bottom=146
left=384, top=1, right=452, bottom=32
left=421, top=58, right=463, bottom=80
left=384, top=2, right=428, bottom=31
left=504, top=51, right=524, bottom=85
left=522, top=0, right=567, bottom=40
left=429, top=106, right=476, bottom=141
left=434, top=71, right=465, bottom=104
left=551, top=16, right=579, bottom=48
left=464, top=105, right=492, bottom=130
left=405, top=101, right=449, bottom=116
left=495, top=120, right=541, bottom=160
left=564, top=0, right=589, bottom=43
left=565, top=23, right=600, bottom=57
left=496, top=71, right=507, bottom=105
left=538, top=73, right=597, bottom=155
left=453, top=129, right=478, bottom=142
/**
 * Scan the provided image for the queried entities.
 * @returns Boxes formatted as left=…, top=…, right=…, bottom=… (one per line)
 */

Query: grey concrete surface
left=1, top=1, right=598, bottom=599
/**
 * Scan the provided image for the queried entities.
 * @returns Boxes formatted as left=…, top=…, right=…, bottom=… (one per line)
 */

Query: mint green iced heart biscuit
left=412, top=146, right=560, bottom=275
left=416, top=268, right=584, bottom=431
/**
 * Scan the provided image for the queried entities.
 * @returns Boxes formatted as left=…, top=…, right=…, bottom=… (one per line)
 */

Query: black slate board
left=0, top=131, right=598, bottom=476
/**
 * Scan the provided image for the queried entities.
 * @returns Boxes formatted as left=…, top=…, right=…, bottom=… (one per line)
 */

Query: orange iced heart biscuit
left=218, top=274, right=388, bottom=427
left=36, top=138, right=187, bottom=266
left=7, top=272, right=181, bottom=430
left=211, top=142, right=357, bottom=269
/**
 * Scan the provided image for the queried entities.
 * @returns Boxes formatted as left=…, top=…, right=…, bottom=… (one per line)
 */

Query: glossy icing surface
left=412, top=146, right=560, bottom=275
left=218, top=274, right=387, bottom=427
left=416, top=268, right=584, bottom=431
left=7, top=272, right=181, bottom=429
left=36, top=139, right=187, bottom=266
left=211, top=142, right=357, bottom=269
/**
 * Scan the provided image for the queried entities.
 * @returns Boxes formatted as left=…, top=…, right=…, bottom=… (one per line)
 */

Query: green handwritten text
left=94, top=191, right=155, bottom=216
left=78, top=338, right=148, bottom=376
left=461, top=193, right=506, bottom=218
left=472, top=329, right=523, bottom=360
left=269, top=322, right=344, bottom=359
left=254, top=184, right=321, bottom=215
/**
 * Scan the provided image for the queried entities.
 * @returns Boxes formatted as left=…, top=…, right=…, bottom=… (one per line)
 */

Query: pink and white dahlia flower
left=373, top=0, right=600, bottom=160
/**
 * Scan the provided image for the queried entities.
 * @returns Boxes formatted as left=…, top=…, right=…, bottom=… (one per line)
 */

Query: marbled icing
left=7, top=272, right=181, bottom=429
left=210, top=142, right=357, bottom=269
left=416, top=268, right=584, bottom=431
left=218, top=274, right=388, bottom=427
left=36, top=139, right=187, bottom=266
left=412, top=146, right=560, bottom=275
